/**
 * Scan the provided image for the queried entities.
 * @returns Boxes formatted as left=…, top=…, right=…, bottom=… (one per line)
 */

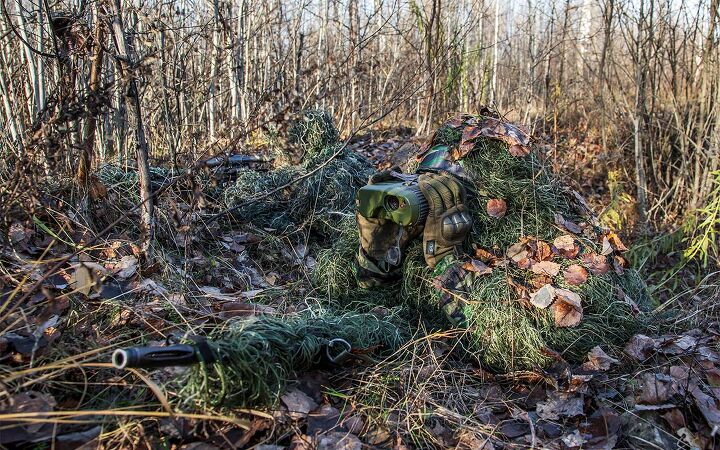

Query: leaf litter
left=1, top=113, right=717, bottom=449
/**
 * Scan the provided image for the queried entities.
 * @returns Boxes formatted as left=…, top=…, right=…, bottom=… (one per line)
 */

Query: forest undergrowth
left=0, top=118, right=719, bottom=450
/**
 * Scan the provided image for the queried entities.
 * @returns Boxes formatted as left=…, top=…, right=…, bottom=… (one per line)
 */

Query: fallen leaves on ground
left=553, top=213, right=582, bottom=234
left=486, top=199, right=507, bottom=218
left=462, top=259, right=493, bottom=275
left=581, top=346, right=619, bottom=371
left=563, top=264, right=588, bottom=286
left=281, top=388, right=318, bottom=420
left=552, top=289, right=583, bottom=327
left=553, top=234, right=579, bottom=258
left=536, top=391, right=584, bottom=420
left=530, top=284, right=556, bottom=309
left=530, top=260, right=561, bottom=277
left=581, top=252, right=610, bottom=275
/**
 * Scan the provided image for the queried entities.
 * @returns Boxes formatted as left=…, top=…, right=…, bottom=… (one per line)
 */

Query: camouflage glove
left=432, top=257, right=470, bottom=328
left=355, top=170, right=415, bottom=288
left=418, top=172, right=472, bottom=268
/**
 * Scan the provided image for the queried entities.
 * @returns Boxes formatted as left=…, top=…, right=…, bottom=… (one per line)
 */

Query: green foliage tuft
left=224, top=115, right=374, bottom=234
left=289, top=109, right=341, bottom=156
left=178, top=311, right=409, bottom=408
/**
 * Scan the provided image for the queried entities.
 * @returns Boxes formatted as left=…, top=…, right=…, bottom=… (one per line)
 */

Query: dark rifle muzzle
left=112, top=344, right=203, bottom=369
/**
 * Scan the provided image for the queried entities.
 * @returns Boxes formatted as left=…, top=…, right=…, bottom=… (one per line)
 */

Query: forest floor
left=1, top=130, right=719, bottom=450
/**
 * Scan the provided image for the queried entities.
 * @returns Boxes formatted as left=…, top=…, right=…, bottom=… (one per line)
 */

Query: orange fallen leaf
left=507, top=242, right=529, bottom=263
left=607, top=232, right=628, bottom=252
left=508, top=144, right=530, bottom=157
left=582, top=253, right=610, bottom=275
left=600, top=236, right=614, bottom=256
left=518, top=258, right=534, bottom=269
left=529, top=274, right=554, bottom=289
left=553, top=289, right=583, bottom=327
left=486, top=199, right=507, bottom=219
left=553, top=234, right=579, bottom=258
left=612, top=255, right=626, bottom=275
left=531, top=260, right=561, bottom=277
left=474, top=247, right=497, bottom=264
left=563, top=265, right=589, bottom=286
left=462, top=259, right=492, bottom=275
left=531, top=239, right=553, bottom=261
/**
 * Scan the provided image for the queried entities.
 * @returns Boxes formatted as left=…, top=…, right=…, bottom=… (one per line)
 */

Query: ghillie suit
left=115, top=311, right=407, bottom=409
left=114, top=111, right=649, bottom=410
left=317, top=112, right=651, bottom=372
left=223, top=110, right=373, bottom=235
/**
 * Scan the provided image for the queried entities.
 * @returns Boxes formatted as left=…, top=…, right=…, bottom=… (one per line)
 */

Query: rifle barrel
left=112, top=344, right=201, bottom=369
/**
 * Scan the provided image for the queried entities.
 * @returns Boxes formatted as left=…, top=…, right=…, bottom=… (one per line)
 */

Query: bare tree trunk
left=491, top=0, right=500, bottom=105
left=109, top=0, right=155, bottom=258
left=208, top=0, right=220, bottom=140
left=634, top=0, right=649, bottom=228
left=78, top=6, right=105, bottom=185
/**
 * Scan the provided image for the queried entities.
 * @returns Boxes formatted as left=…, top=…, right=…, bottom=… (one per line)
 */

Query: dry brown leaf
left=114, top=255, right=138, bottom=279
left=600, top=236, right=614, bottom=256
left=638, top=373, right=672, bottom=405
left=486, top=199, right=507, bottom=218
left=612, top=255, right=627, bottom=275
left=553, top=234, right=580, bottom=258
left=0, top=391, right=57, bottom=444
left=607, top=232, right=628, bottom=252
left=462, top=259, right=493, bottom=275
left=582, top=252, right=610, bottom=275
left=281, top=388, right=318, bottom=420
left=554, top=234, right=575, bottom=252
left=508, top=144, right=530, bottom=157
left=624, top=334, right=656, bottom=361
left=660, top=409, right=687, bottom=432
left=506, top=242, right=529, bottom=263
left=533, top=240, right=554, bottom=261
left=457, top=126, right=483, bottom=158
left=446, top=114, right=470, bottom=128
left=563, top=265, right=589, bottom=286
left=581, top=346, right=619, bottom=371
left=554, top=213, right=582, bottom=234
left=474, top=247, right=496, bottom=264
left=531, top=260, right=561, bottom=277
left=536, top=391, right=584, bottom=420
left=553, top=288, right=583, bottom=327
left=529, top=274, right=553, bottom=289
left=508, top=277, right=531, bottom=301
left=615, top=286, right=640, bottom=316
left=517, top=258, right=533, bottom=269
left=530, top=284, right=556, bottom=309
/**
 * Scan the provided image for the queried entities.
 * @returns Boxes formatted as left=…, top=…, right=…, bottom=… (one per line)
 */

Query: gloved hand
left=433, top=258, right=470, bottom=328
left=355, top=169, right=416, bottom=288
left=418, top=172, right=472, bottom=267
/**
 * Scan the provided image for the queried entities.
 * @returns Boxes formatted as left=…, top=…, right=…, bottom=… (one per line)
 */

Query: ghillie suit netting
left=315, top=113, right=651, bottom=372
left=176, top=311, right=408, bottom=408
left=223, top=110, right=373, bottom=234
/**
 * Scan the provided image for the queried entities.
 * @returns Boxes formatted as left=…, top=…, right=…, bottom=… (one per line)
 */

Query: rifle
left=112, top=341, right=216, bottom=369
left=111, top=336, right=357, bottom=369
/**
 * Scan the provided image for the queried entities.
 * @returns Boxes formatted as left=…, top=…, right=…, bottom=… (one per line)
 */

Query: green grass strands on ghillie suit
left=177, top=311, right=408, bottom=408
left=404, top=113, right=651, bottom=371
left=315, top=111, right=652, bottom=372
left=224, top=110, right=373, bottom=234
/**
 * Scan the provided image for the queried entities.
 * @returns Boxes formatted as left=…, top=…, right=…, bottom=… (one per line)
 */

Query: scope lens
left=384, top=196, right=400, bottom=211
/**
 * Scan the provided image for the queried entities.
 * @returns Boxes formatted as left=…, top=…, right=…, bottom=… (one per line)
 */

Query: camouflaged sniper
left=354, top=144, right=473, bottom=284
